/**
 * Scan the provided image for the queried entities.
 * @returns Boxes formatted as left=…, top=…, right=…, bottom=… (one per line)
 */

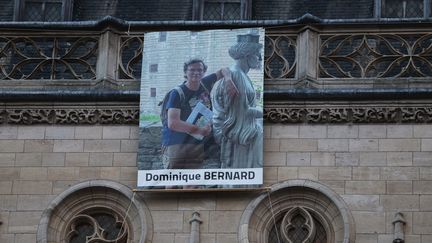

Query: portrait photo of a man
left=137, top=28, right=264, bottom=189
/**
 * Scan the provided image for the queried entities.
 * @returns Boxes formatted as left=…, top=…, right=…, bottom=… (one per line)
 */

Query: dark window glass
left=150, top=64, right=158, bottom=73
left=92, top=213, right=123, bottom=240
left=288, top=214, right=310, bottom=242
left=382, top=0, right=424, bottom=18
left=69, top=222, right=94, bottom=243
left=223, top=2, right=241, bottom=20
left=203, top=2, right=222, bottom=20
left=314, top=217, right=328, bottom=243
left=150, top=88, right=156, bottom=97
left=268, top=218, right=282, bottom=243
left=24, top=2, right=43, bottom=21
left=45, top=2, right=62, bottom=21
left=203, top=1, right=241, bottom=20
left=19, top=0, right=70, bottom=21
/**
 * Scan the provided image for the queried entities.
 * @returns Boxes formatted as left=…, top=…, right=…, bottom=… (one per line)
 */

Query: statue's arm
left=215, top=67, right=238, bottom=98
left=211, top=82, right=226, bottom=144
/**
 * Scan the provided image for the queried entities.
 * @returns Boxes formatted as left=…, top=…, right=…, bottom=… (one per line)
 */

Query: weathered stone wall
left=264, top=124, right=432, bottom=243
left=1, top=124, right=432, bottom=242
left=0, top=125, right=139, bottom=242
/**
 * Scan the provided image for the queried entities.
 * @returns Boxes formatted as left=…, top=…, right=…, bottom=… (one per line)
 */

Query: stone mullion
left=96, top=30, right=120, bottom=83
left=296, top=27, right=319, bottom=83
left=241, top=0, right=252, bottom=20
left=375, top=0, right=382, bottom=18
left=192, top=0, right=203, bottom=20
left=50, top=38, right=58, bottom=80
left=425, top=0, right=431, bottom=18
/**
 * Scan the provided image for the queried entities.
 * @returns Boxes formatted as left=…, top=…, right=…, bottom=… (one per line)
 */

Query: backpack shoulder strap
left=173, top=85, right=185, bottom=104
left=200, top=81, right=210, bottom=94
left=160, top=85, right=185, bottom=124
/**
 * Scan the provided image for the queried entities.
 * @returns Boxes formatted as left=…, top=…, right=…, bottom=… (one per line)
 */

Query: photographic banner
left=137, top=28, right=264, bottom=189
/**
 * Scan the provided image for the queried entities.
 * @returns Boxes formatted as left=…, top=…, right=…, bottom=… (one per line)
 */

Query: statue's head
left=228, top=30, right=263, bottom=69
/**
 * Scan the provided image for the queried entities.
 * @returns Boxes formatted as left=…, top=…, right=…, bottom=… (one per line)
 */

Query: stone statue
left=211, top=30, right=263, bottom=169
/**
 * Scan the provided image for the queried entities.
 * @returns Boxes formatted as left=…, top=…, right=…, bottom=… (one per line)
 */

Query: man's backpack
left=159, top=86, right=185, bottom=126
left=159, top=82, right=211, bottom=126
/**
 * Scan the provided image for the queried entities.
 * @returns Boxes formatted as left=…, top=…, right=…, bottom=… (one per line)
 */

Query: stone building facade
left=1, top=0, right=432, bottom=243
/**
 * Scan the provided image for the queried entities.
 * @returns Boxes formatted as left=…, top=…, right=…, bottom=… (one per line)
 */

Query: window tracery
left=239, top=180, right=355, bottom=243
left=268, top=207, right=327, bottom=243
left=66, top=211, right=128, bottom=243
left=36, top=180, right=153, bottom=243
left=192, top=0, right=251, bottom=20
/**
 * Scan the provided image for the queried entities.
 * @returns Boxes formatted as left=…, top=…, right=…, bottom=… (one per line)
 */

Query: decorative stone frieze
left=0, top=104, right=139, bottom=125
left=264, top=103, right=432, bottom=123
left=3, top=103, right=432, bottom=124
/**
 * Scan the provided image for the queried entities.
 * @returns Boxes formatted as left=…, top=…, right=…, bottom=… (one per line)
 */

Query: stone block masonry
left=0, top=124, right=432, bottom=242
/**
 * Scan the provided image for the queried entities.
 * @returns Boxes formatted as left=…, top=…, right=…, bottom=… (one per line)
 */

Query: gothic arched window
left=239, top=180, right=356, bottom=243
left=66, top=209, right=128, bottom=243
left=36, top=180, right=153, bottom=243
left=268, top=207, right=327, bottom=243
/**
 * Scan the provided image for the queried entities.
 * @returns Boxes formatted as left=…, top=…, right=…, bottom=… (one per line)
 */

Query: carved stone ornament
left=0, top=36, right=98, bottom=80
left=319, top=34, right=432, bottom=79
left=280, top=207, right=317, bottom=243
left=264, top=103, right=432, bottom=123
left=65, top=212, right=128, bottom=243
left=0, top=104, right=139, bottom=125
left=3, top=103, right=432, bottom=125
left=3, top=99, right=432, bottom=126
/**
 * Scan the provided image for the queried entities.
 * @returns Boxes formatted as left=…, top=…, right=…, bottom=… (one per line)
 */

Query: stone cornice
left=2, top=14, right=432, bottom=31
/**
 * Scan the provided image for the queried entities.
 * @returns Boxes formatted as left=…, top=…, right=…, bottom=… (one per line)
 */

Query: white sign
left=138, top=168, right=263, bottom=187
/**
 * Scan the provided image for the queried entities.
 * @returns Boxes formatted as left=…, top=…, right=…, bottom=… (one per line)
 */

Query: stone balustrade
left=2, top=23, right=432, bottom=90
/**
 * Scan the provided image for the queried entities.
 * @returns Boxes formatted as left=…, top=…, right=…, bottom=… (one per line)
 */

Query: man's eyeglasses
left=187, top=69, right=204, bottom=73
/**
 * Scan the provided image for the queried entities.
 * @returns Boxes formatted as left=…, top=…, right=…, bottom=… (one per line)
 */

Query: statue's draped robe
left=211, top=67, right=263, bottom=168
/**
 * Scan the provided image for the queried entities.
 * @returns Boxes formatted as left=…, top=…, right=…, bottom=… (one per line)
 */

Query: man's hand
left=198, top=124, right=212, bottom=137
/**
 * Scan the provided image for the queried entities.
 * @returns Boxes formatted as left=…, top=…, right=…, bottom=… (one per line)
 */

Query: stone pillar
left=296, top=26, right=319, bottom=87
left=96, top=30, right=120, bottom=83
left=189, top=212, right=203, bottom=243
left=393, top=212, right=406, bottom=243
